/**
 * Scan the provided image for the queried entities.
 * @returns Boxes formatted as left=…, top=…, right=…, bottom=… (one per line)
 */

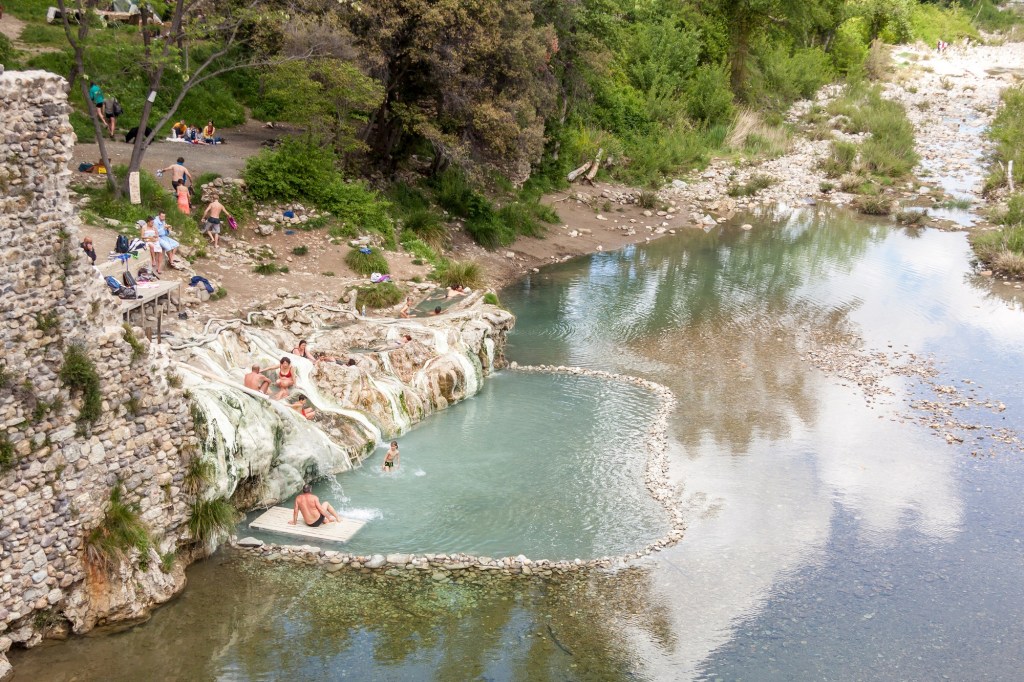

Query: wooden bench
left=120, top=280, right=181, bottom=323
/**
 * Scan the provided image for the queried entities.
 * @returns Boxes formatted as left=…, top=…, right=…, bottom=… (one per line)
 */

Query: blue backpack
left=105, top=276, right=122, bottom=294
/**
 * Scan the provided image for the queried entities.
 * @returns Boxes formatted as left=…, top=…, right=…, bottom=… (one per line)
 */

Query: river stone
left=325, top=563, right=345, bottom=573
left=386, top=553, right=411, bottom=565
left=431, top=571, right=449, bottom=581
left=0, top=654, right=11, bottom=682
left=237, top=537, right=264, bottom=548
left=365, top=555, right=386, bottom=569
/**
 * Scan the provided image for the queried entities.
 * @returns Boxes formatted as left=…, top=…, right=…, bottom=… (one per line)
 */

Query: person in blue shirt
left=87, top=82, right=106, bottom=126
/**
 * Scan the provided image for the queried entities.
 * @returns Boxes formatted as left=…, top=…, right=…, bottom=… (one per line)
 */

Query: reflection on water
left=12, top=208, right=1024, bottom=680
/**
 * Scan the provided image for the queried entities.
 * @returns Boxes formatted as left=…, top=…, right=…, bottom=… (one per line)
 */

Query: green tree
left=341, top=0, right=556, bottom=182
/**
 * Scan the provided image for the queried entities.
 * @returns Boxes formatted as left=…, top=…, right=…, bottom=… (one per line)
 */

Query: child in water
left=382, top=441, right=399, bottom=473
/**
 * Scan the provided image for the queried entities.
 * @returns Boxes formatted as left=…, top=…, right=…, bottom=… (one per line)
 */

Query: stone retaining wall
left=0, top=70, right=197, bottom=678
left=231, top=364, right=685, bottom=576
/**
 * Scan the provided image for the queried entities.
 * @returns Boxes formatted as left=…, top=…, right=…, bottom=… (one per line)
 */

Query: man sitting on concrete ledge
left=289, top=485, right=341, bottom=527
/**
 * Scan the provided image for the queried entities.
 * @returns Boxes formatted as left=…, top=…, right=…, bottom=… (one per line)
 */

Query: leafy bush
left=244, top=138, right=393, bottom=241
left=345, top=248, right=390, bottom=276
left=183, top=456, right=216, bottom=496
left=188, top=498, right=237, bottom=545
left=354, top=282, right=404, bottom=308
left=483, top=292, right=501, bottom=307
left=831, top=18, right=870, bottom=75
left=726, top=174, right=776, bottom=197
left=895, top=209, right=927, bottom=225
left=497, top=202, right=547, bottom=239
left=431, top=169, right=489, bottom=218
left=401, top=208, right=448, bottom=247
left=400, top=235, right=440, bottom=264
left=86, top=484, right=151, bottom=569
left=0, top=433, right=14, bottom=474
left=987, top=86, right=1024, bottom=191
left=685, top=64, right=734, bottom=124
left=0, top=34, right=20, bottom=69
left=59, top=344, right=102, bottom=425
left=821, top=141, right=859, bottom=178
left=854, top=195, right=891, bottom=215
left=292, top=246, right=308, bottom=256
left=252, top=262, right=288, bottom=275
left=911, top=3, right=978, bottom=47
left=436, top=260, right=483, bottom=289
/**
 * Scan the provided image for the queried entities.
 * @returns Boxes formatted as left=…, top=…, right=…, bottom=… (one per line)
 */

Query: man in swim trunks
left=382, top=441, right=399, bottom=473
left=200, top=198, right=232, bottom=249
left=288, top=484, right=341, bottom=527
left=243, top=364, right=271, bottom=394
left=159, top=157, right=192, bottom=190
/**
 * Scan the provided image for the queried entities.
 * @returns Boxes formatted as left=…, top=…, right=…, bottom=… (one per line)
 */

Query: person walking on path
left=87, top=81, right=106, bottom=128
left=159, top=157, right=192, bottom=191
left=102, top=95, right=121, bottom=138
left=201, top=198, right=232, bottom=248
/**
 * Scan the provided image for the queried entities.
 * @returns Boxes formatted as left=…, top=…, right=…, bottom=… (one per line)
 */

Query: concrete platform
left=249, top=506, right=366, bottom=543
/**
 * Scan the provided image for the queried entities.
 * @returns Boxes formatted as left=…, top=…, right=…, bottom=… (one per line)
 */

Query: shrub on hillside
left=988, top=86, right=1024, bottom=191
left=345, top=247, right=390, bottom=276
left=354, top=282, right=404, bottom=309
left=435, top=260, right=483, bottom=289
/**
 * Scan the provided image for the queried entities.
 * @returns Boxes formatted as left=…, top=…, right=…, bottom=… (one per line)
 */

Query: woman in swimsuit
left=382, top=441, right=399, bottom=473
left=264, top=357, right=295, bottom=399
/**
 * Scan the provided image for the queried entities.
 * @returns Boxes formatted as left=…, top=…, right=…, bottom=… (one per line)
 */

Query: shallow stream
left=11, top=207, right=1024, bottom=680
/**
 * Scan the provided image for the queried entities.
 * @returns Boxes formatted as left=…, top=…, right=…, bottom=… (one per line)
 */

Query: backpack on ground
left=105, top=275, right=122, bottom=294
left=115, top=234, right=130, bottom=254
left=118, top=286, right=138, bottom=299
left=122, top=270, right=137, bottom=288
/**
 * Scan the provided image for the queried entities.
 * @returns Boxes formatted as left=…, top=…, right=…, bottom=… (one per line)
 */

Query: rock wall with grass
left=0, top=70, right=198, bottom=679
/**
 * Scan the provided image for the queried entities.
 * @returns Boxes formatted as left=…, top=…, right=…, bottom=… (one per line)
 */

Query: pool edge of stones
left=231, top=363, right=686, bottom=577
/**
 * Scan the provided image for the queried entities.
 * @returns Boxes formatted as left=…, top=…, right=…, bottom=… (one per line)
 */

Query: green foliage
left=854, top=195, right=892, bottom=215
left=252, top=262, right=288, bottom=275
left=750, top=46, right=834, bottom=108
left=86, top=484, right=151, bottom=570
left=35, top=311, right=60, bottom=334
left=895, top=208, right=927, bottom=225
left=0, top=432, right=14, bottom=474
left=166, top=372, right=183, bottom=389
left=496, top=202, right=548, bottom=239
left=345, top=248, right=390, bottom=276
left=122, top=323, right=145, bottom=362
left=59, top=344, right=102, bottom=425
left=401, top=208, right=448, bottom=248
left=0, top=34, right=20, bottom=69
left=210, top=287, right=228, bottom=301
left=966, top=0, right=1023, bottom=32
left=244, top=138, right=392, bottom=243
left=354, top=282, right=404, bottom=309
left=830, top=84, right=917, bottom=179
left=435, top=260, right=483, bottom=289
left=188, top=498, right=237, bottom=545
left=400, top=236, right=440, bottom=265
left=831, top=18, right=870, bottom=75
left=257, top=58, right=383, bottom=156
left=483, top=292, right=501, bottom=307
left=183, top=456, right=216, bottom=496
left=821, top=140, right=859, bottom=178
left=910, top=3, right=979, bottom=46
left=160, top=552, right=176, bottom=574
left=638, top=191, right=659, bottom=209
left=431, top=169, right=487, bottom=219
left=726, top=174, right=775, bottom=197
left=292, top=246, right=309, bottom=256
left=987, top=85, right=1024, bottom=192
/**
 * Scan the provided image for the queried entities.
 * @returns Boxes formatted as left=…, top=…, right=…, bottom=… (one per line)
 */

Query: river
left=10, top=207, right=1024, bottom=680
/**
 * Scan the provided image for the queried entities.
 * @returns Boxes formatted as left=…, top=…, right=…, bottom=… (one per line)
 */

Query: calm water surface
left=12, top=208, right=1024, bottom=680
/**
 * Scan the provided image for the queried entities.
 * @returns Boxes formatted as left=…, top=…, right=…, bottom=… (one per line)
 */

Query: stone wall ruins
left=0, top=70, right=197, bottom=678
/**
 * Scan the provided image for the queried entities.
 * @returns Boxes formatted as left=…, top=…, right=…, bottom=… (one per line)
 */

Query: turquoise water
left=244, top=372, right=668, bottom=559
left=13, top=207, right=1024, bottom=680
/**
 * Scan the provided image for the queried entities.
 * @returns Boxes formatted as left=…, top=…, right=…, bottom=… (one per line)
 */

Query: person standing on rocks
left=200, top=198, right=232, bottom=249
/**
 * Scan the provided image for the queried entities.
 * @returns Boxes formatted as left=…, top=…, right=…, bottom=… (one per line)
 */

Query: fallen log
left=584, top=148, right=603, bottom=184
left=566, top=161, right=592, bottom=183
